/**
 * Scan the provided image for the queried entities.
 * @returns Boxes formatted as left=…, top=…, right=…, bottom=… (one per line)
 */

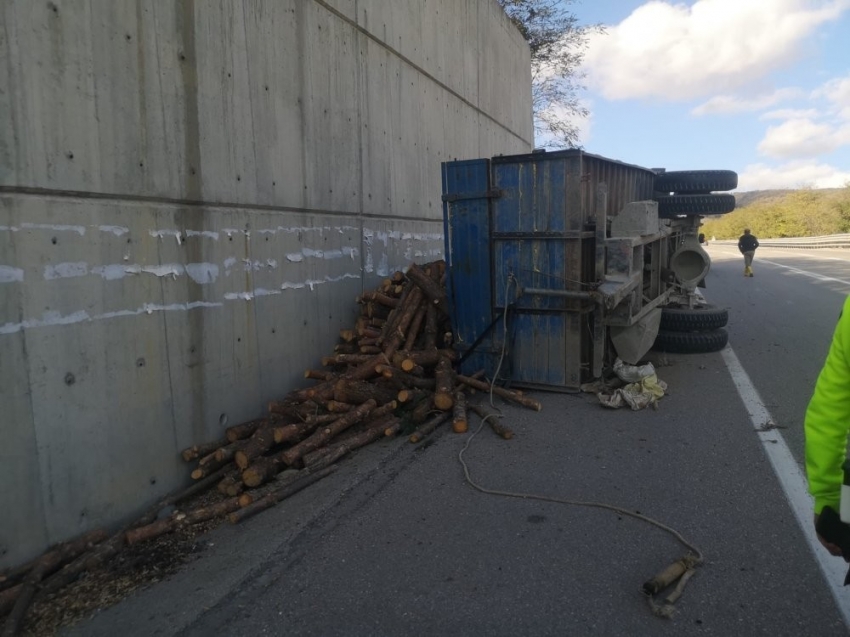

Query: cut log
left=125, top=497, right=243, bottom=546
left=457, top=375, right=542, bottom=411
left=0, top=585, right=21, bottom=618
left=358, top=291, right=400, bottom=308
left=225, top=419, right=263, bottom=443
left=242, top=451, right=288, bottom=488
left=217, top=473, right=243, bottom=497
left=282, top=400, right=377, bottom=466
left=181, top=438, right=227, bottom=463
left=396, top=388, right=430, bottom=405
left=326, top=400, right=354, bottom=413
left=304, top=369, right=335, bottom=381
left=406, top=262, right=450, bottom=315
left=404, top=303, right=428, bottom=352
left=214, top=439, right=245, bottom=464
left=423, top=305, right=438, bottom=350
left=359, top=345, right=382, bottom=354
left=273, top=420, right=322, bottom=445
left=228, top=465, right=338, bottom=525
left=2, top=529, right=108, bottom=636
left=470, top=404, right=514, bottom=439
left=392, top=348, right=455, bottom=371
left=333, top=379, right=397, bottom=406
left=190, top=452, right=230, bottom=480
left=339, top=328, right=357, bottom=343
left=409, top=412, right=452, bottom=443
left=434, top=355, right=455, bottom=411
left=382, top=287, right=423, bottom=358
left=234, top=423, right=277, bottom=470
left=305, top=413, right=342, bottom=426
left=410, top=396, right=434, bottom=424
left=377, top=364, right=436, bottom=390
left=452, top=390, right=468, bottom=433
left=321, top=353, right=374, bottom=367
left=333, top=342, right=358, bottom=354
left=378, top=281, right=412, bottom=345
left=303, top=415, right=399, bottom=469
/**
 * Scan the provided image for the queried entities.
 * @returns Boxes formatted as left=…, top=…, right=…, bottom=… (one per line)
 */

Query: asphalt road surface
left=70, top=245, right=850, bottom=637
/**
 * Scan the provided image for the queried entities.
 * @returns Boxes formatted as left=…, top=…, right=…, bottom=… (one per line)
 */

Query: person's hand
left=815, top=513, right=845, bottom=557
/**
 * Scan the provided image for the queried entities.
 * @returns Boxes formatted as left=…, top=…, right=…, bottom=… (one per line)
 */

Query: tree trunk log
left=304, top=369, right=335, bottom=381
left=377, top=365, right=436, bottom=390
left=409, top=412, right=452, bottom=443
left=333, top=379, right=397, bottom=406
left=382, top=287, right=423, bottom=358
left=272, top=420, right=322, bottom=446
left=392, top=348, right=455, bottom=371
left=326, top=400, right=354, bottom=413
left=282, top=400, right=377, bottom=466
left=452, top=390, right=468, bottom=433
left=234, top=423, right=277, bottom=470
left=303, top=415, right=399, bottom=469
left=403, top=304, right=428, bottom=351
left=406, top=262, right=450, bottom=315
left=228, top=465, right=338, bottom=525
left=457, top=375, right=543, bottom=411
left=434, top=355, right=455, bottom=411
left=181, top=438, right=228, bottom=463
left=225, top=419, right=263, bottom=443
left=0, top=585, right=21, bottom=618
left=242, top=451, right=288, bottom=488
left=469, top=404, right=514, bottom=439
left=2, top=530, right=108, bottom=636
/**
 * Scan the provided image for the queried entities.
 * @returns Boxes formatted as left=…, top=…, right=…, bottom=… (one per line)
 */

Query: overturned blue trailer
left=441, top=149, right=736, bottom=391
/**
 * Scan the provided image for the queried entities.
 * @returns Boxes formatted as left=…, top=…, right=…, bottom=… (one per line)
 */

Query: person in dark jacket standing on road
left=738, top=228, right=759, bottom=277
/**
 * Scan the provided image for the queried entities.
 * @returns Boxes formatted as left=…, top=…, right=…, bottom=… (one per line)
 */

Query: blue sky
left=561, top=0, right=850, bottom=191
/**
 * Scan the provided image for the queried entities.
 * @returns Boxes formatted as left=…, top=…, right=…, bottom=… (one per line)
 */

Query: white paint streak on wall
left=0, top=266, right=24, bottom=283
left=287, top=247, right=359, bottom=263
left=150, top=229, right=183, bottom=244
left=20, top=223, right=86, bottom=235
left=185, top=263, right=219, bottom=284
left=44, top=262, right=89, bottom=280
left=185, top=230, right=220, bottom=240
left=91, top=264, right=130, bottom=280
left=98, top=225, right=129, bottom=236
left=255, top=225, right=360, bottom=236
left=0, top=302, right=223, bottom=335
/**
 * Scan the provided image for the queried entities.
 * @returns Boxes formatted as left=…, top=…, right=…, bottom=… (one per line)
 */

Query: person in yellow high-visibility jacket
left=806, top=296, right=850, bottom=556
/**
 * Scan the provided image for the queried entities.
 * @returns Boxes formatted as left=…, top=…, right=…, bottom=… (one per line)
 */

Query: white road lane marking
left=721, top=345, right=850, bottom=625
left=758, top=259, right=850, bottom=286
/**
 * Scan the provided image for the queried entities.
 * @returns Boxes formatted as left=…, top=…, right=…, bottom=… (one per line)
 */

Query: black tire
left=652, top=328, right=728, bottom=354
left=660, top=304, right=728, bottom=331
left=655, top=194, right=736, bottom=218
left=655, top=170, right=738, bottom=193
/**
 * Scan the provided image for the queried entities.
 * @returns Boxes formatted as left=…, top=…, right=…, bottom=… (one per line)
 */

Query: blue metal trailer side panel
left=441, top=159, right=495, bottom=376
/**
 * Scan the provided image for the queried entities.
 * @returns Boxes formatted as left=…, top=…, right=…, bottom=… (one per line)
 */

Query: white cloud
left=813, top=75, right=850, bottom=119
left=691, top=89, right=803, bottom=115
left=738, top=161, right=850, bottom=190
left=758, top=118, right=850, bottom=157
left=760, top=108, right=821, bottom=120
left=584, top=0, right=850, bottom=101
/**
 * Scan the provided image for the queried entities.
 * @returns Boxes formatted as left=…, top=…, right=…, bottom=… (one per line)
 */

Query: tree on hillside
left=497, top=0, right=602, bottom=148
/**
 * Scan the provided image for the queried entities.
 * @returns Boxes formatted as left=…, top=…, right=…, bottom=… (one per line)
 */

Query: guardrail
left=709, top=234, right=850, bottom=249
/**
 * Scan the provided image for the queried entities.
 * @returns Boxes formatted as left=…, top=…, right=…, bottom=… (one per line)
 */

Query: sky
left=561, top=0, right=850, bottom=192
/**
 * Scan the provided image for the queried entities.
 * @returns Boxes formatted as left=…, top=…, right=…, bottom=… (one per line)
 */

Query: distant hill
left=734, top=188, right=843, bottom=208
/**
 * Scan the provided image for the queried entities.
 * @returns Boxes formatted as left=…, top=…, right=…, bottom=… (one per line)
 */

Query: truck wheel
left=655, top=194, right=736, bottom=218
left=652, top=328, right=728, bottom=353
left=655, top=170, right=738, bottom=193
left=660, top=305, right=728, bottom=331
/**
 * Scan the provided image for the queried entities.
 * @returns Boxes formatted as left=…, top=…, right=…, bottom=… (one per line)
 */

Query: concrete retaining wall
left=0, top=0, right=532, bottom=567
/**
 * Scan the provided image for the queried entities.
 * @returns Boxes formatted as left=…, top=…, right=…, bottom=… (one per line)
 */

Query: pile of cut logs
left=0, top=259, right=541, bottom=636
